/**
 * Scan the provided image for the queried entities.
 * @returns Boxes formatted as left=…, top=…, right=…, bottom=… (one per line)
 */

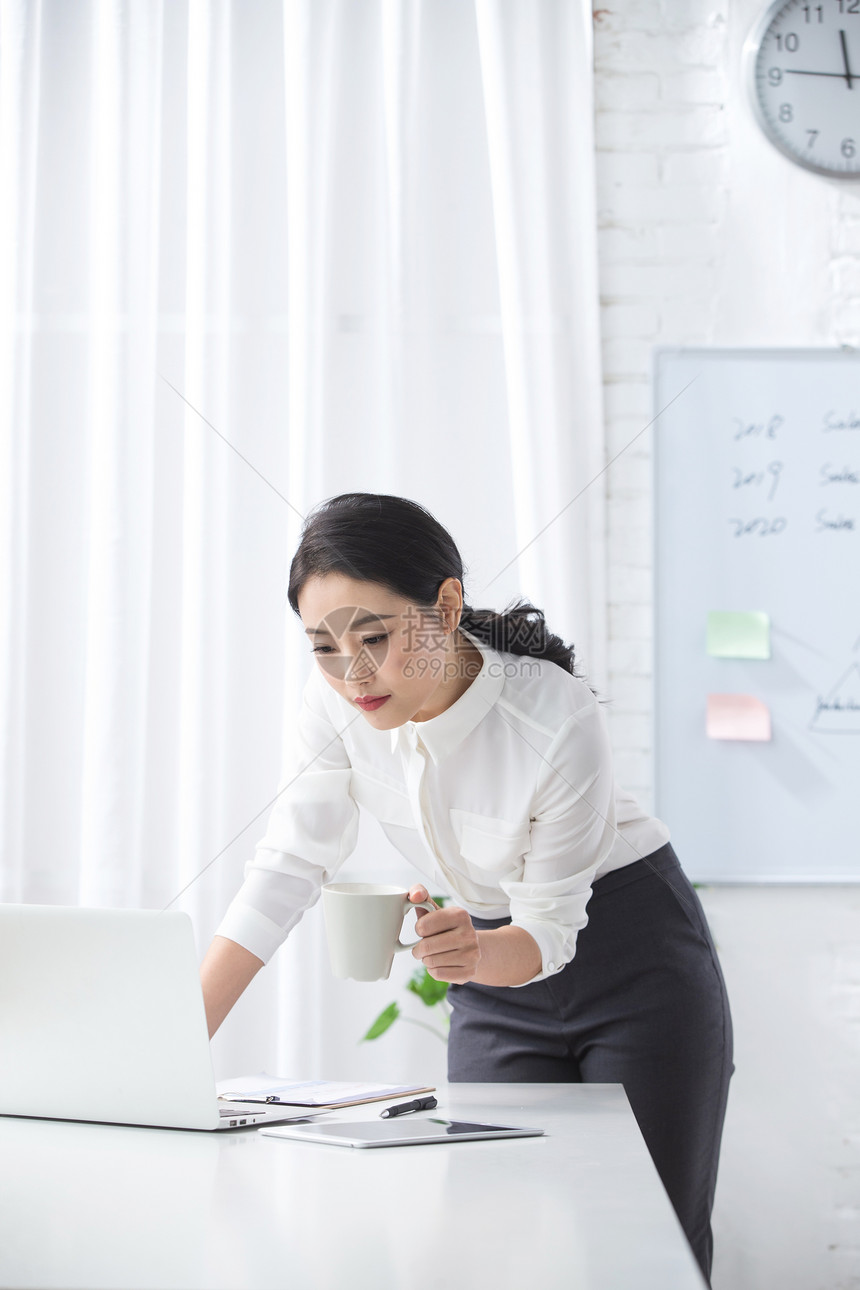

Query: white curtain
left=0, top=0, right=605, bottom=1082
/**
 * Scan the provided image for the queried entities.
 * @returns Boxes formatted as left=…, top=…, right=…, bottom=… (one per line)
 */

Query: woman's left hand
left=407, top=885, right=481, bottom=984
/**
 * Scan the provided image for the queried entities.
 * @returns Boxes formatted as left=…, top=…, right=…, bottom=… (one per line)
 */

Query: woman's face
left=297, top=572, right=475, bottom=727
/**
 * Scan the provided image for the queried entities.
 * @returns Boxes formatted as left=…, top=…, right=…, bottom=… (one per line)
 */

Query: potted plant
left=362, top=897, right=451, bottom=1044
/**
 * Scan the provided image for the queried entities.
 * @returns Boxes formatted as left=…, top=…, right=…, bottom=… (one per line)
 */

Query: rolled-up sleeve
left=215, top=672, right=360, bottom=963
left=501, top=702, right=617, bottom=985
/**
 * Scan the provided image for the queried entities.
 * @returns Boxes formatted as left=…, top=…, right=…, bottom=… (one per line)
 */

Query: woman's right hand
left=407, top=885, right=482, bottom=984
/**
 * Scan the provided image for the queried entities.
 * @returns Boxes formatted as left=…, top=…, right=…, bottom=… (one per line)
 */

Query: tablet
left=258, top=1117, right=545, bottom=1148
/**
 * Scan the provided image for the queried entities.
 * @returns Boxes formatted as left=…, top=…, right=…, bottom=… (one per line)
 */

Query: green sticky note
left=706, top=611, right=770, bottom=660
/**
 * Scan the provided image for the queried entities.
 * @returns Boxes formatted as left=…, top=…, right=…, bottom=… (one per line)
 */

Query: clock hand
left=781, top=29, right=856, bottom=86
left=840, top=29, right=854, bottom=90
left=783, top=69, right=851, bottom=79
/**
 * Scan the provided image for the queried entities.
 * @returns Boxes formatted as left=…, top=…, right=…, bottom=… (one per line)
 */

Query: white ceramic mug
left=321, top=883, right=436, bottom=982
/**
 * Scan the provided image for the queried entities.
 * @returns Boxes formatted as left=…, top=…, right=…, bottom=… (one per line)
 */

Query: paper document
left=217, top=1074, right=435, bottom=1108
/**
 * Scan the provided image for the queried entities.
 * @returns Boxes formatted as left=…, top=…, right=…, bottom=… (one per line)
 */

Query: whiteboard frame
left=652, top=345, right=860, bottom=885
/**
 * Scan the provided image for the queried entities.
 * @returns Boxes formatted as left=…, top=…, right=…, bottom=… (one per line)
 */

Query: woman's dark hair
left=287, top=492, right=585, bottom=678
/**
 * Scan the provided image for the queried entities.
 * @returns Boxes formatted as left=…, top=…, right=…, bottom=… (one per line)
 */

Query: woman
left=201, top=491, right=732, bottom=1284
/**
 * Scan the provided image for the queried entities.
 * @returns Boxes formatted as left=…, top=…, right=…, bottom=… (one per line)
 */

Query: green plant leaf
left=407, top=967, right=449, bottom=1008
left=362, top=1001, right=400, bottom=1041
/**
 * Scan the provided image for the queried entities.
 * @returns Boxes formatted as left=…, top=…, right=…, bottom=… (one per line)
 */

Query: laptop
left=0, top=903, right=316, bottom=1131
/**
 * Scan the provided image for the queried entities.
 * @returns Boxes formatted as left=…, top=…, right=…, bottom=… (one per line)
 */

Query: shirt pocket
left=449, top=808, right=531, bottom=881
left=349, top=769, right=415, bottom=829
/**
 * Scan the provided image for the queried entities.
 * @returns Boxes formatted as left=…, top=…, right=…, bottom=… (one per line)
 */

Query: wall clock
left=744, top=0, right=860, bottom=177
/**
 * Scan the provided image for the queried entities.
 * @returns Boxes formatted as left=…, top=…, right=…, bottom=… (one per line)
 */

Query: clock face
left=745, top=0, right=860, bottom=176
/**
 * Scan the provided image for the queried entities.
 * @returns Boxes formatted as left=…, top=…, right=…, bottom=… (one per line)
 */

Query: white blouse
left=215, top=629, right=670, bottom=985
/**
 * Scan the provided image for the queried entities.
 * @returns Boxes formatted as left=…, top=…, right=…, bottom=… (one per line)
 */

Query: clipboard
left=217, top=1078, right=435, bottom=1109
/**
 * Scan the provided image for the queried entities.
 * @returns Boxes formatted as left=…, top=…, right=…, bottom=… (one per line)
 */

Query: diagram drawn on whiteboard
left=810, top=658, right=860, bottom=734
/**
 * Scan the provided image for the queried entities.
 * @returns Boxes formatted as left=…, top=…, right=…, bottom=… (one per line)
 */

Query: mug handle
left=394, top=899, right=436, bottom=952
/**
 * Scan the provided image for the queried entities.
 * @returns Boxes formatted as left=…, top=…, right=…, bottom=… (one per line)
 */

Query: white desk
left=0, top=1083, right=706, bottom=1289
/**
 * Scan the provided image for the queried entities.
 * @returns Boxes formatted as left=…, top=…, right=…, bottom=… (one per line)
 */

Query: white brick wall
left=594, top=5, right=860, bottom=1288
left=595, top=2, right=731, bottom=809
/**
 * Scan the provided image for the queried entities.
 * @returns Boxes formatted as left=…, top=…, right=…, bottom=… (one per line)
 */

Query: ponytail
left=460, top=598, right=582, bottom=677
left=289, top=493, right=590, bottom=683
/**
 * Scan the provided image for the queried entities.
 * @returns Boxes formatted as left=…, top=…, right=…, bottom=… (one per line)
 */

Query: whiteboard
left=653, top=348, right=860, bottom=883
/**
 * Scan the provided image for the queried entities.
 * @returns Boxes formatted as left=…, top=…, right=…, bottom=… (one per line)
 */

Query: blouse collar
left=389, top=627, right=505, bottom=764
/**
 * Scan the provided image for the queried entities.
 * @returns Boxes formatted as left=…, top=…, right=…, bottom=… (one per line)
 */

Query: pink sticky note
left=706, top=693, right=772, bottom=742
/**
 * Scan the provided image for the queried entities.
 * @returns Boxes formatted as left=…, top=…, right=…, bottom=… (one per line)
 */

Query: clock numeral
left=802, top=4, right=823, bottom=18
left=768, top=66, right=783, bottom=85
left=842, top=138, right=857, bottom=158
left=779, top=103, right=794, bottom=122
left=806, top=129, right=819, bottom=148
left=775, top=32, right=800, bottom=52
left=837, top=0, right=860, bottom=14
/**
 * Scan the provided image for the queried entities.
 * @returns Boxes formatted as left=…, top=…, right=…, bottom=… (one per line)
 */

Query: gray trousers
left=447, top=843, right=733, bottom=1286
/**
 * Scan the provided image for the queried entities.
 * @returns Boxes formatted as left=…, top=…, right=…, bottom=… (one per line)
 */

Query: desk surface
left=0, top=1083, right=705, bottom=1290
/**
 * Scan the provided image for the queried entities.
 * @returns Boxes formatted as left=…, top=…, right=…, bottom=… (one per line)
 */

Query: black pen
left=380, top=1095, right=438, bottom=1119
